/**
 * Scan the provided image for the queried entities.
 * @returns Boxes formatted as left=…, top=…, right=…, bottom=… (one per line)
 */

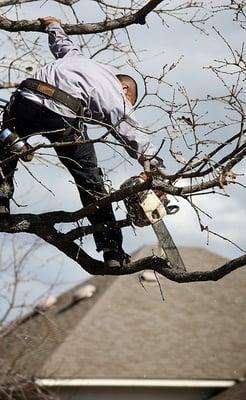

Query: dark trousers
left=0, top=94, right=123, bottom=252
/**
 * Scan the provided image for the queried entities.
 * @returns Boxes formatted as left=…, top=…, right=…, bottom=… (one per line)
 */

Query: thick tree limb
left=0, top=0, right=78, bottom=6
left=5, top=209, right=242, bottom=282
left=0, top=0, right=163, bottom=34
left=0, top=162, right=243, bottom=235
left=114, top=254, right=246, bottom=281
left=45, top=228, right=246, bottom=280
left=0, top=174, right=245, bottom=282
left=0, top=0, right=244, bottom=285
left=25, top=225, right=246, bottom=281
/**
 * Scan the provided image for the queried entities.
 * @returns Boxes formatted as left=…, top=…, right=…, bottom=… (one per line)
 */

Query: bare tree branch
left=0, top=0, right=164, bottom=33
left=0, top=0, right=245, bottom=286
left=0, top=0, right=78, bottom=6
left=0, top=3, right=245, bottom=398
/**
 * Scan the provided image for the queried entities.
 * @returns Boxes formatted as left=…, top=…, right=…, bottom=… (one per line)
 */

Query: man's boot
left=0, top=182, right=11, bottom=214
left=103, top=249, right=131, bottom=268
left=0, top=197, right=10, bottom=214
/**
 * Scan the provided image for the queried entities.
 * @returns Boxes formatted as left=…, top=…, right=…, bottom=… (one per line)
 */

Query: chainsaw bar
left=152, top=219, right=186, bottom=271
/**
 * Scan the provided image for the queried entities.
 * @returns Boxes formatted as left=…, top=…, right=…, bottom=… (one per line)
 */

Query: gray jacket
left=21, top=23, right=158, bottom=164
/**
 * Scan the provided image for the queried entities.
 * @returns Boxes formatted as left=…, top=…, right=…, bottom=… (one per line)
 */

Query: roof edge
left=36, top=378, right=235, bottom=388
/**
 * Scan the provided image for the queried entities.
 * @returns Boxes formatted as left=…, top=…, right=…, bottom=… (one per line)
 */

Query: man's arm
left=39, top=16, right=80, bottom=59
left=112, top=110, right=164, bottom=169
left=118, top=119, right=157, bottom=164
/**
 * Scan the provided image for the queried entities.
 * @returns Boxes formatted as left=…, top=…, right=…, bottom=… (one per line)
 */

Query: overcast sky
left=0, top=1, right=245, bottom=320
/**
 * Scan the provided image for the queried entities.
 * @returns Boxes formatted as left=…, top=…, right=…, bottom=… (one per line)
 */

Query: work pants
left=0, top=93, right=123, bottom=252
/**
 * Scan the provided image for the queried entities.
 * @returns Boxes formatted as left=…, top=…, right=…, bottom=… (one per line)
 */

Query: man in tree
left=0, top=16, right=164, bottom=267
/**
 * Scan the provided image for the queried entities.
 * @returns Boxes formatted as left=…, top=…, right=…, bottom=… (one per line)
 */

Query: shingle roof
left=0, top=246, right=245, bottom=382
left=0, top=275, right=117, bottom=382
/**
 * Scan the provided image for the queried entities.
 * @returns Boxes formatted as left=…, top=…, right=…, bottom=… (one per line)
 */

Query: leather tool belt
left=19, top=78, right=82, bottom=115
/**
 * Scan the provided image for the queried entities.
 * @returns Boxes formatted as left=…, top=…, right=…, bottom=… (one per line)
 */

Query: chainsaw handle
left=166, top=205, right=180, bottom=215
left=144, top=159, right=166, bottom=178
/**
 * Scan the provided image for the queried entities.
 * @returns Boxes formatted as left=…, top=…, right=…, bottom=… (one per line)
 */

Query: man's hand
left=39, top=16, right=61, bottom=27
left=139, top=171, right=167, bottom=203
left=144, top=158, right=166, bottom=178
left=20, top=142, right=34, bottom=162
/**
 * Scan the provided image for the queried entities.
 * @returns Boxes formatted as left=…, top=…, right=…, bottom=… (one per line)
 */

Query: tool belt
left=19, top=78, right=83, bottom=115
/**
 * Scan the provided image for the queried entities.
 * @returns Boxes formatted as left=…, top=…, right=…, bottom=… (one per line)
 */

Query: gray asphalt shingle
left=0, top=246, right=245, bottom=383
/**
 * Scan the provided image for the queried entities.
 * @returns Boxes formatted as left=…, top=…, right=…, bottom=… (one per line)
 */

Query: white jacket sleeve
left=110, top=104, right=158, bottom=166
left=47, top=23, right=80, bottom=59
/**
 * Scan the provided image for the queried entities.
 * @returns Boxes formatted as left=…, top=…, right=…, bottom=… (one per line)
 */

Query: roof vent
left=35, top=295, right=57, bottom=312
left=140, top=270, right=157, bottom=282
left=72, top=284, right=96, bottom=302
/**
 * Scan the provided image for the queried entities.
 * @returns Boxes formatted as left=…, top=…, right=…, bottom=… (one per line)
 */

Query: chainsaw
left=121, top=173, right=186, bottom=271
left=0, top=98, right=33, bottom=163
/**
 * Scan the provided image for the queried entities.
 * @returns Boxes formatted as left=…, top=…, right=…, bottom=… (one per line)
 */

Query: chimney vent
left=35, top=295, right=57, bottom=312
left=73, top=284, right=96, bottom=302
left=140, top=270, right=157, bottom=282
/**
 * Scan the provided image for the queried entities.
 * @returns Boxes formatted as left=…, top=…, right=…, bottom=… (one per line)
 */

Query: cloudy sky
left=0, top=1, right=245, bottom=320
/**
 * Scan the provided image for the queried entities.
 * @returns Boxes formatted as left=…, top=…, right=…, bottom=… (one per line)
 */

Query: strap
left=19, top=78, right=83, bottom=115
